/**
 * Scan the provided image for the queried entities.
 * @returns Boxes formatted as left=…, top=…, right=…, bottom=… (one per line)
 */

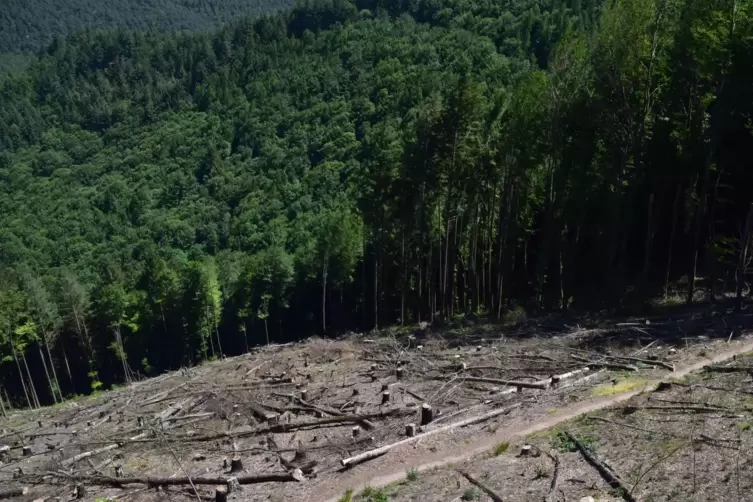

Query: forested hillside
left=0, top=0, right=293, bottom=74
left=1, top=0, right=752, bottom=407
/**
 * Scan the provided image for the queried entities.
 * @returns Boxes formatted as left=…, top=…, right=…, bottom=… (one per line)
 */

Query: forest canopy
left=1, top=0, right=752, bottom=407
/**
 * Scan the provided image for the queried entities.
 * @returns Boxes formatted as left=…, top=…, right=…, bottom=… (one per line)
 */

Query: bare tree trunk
left=21, top=352, right=40, bottom=408
left=37, top=343, right=57, bottom=404
left=61, top=344, right=74, bottom=386
left=641, top=193, right=655, bottom=288
left=400, top=232, right=405, bottom=325
left=322, top=250, right=329, bottom=333
left=665, top=186, right=681, bottom=299
left=43, top=332, right=64, bottom=401
left=114, top=325, right=131, bottom=384
left=8, top=328, right=32, bottom=409
left=735, top=203, right=753, bottom=311
left=373, top=244, right=379, bottom=331
left=214, top=324, right=223, bottom=358
left=688, top=169, right=709, bottom=304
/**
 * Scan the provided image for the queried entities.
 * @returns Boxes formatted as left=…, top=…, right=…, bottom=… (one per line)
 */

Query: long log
left=703, top=365, right=753, bottom=373
left=49, top=470, right=304, bottom=487
left=341, top=403, right=521, bottom=467
left=295, top=398, right=375, bottom=430
left=61, top=432, right=148, bottom=467
left=452, top=376, right=548, bottom=389
left=564, top=431, right=635, bottom=502
left=0, top=487, right=28, bottom=499
left=456, top=470, right=503, bottom=502
left=607, top=355, right=674, bottom=371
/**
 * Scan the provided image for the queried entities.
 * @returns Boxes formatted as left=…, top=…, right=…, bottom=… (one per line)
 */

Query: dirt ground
left=1, top=302, right=753, bottom=502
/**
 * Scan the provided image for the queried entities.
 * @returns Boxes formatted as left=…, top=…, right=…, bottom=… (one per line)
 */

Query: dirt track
left=315, top=337, right=753, bottom=502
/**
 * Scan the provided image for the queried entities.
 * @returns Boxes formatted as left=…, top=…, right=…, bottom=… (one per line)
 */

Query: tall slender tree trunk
left=322, top=250, right=329, bottom=333
left=37, top=343, right=57, bottom=404
left=688, top=169, right=709, bottom=304
left=640, top=193, right=655, bottom=288
left=61, top=345, right=73, bottom=386
left=665, top=186, right=681, bottom=299
left=21, top=352, right=39, bottom=408
left=214, top=324, right=223, bottom=358
left=8, top=330, right=32, bottom=409
left=42, top=332, right=64, bottom=401
left=400, top=233, right=406, bottom=325
left=735, top=203, right=753, bottom=311
left=373, top=243, right=379, bottom=331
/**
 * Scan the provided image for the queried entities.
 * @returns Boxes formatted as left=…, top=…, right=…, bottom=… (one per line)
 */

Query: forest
left=0, top=0, right=752, bottom=408
left=0, top=0, right=294, bottom=74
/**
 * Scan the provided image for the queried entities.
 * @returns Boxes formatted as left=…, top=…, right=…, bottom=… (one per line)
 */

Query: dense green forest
left=1, top=0, right=752, bottom=407
left=0, top=0, right=294, bottom=74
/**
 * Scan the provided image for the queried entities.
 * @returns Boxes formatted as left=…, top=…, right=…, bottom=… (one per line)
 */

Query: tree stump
left=396, top=367, right=404, bottom=379
left=301, top=389, right=308, bottom=401
left=352, top=388, right=359, bottom=397
left=420, top=404, right=433, bottom=426
left=37, top=420, right=42, bottom=428
left=381, top=391, right=391, bottom=405
left=405, top=423, right=417, bottom=437
left=222, top=457, right=228, bottom=469
left=99, top=411, right=106, bottom=419
left=115, top=464, right=124, bottom=478
left=230, top=456, right=243, bottom=473
left=74, top=484, right=87, bottom=499
left=656, top=381, right=672, bottom=392
left=381, top=383, right=389, bottom=392
left=21, top=446, right=32, bottom=457
left=137, top=416, right=145, bottom=428
left=215, top=486, right=228, bottom=502
left=352, top=426, right=360, bottom=438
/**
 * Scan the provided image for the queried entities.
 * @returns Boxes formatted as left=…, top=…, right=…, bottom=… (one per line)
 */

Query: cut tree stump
left=405, top=423, right=416, bottom=437
left=230, top=456, right=243, bottom=473
left=381, top=391, right=391, bottom=404
left=420, top=404, right=433, bottom=425
left=21, top=446, right=31, bottom=457
left=215, top=486, right=228, bottom=502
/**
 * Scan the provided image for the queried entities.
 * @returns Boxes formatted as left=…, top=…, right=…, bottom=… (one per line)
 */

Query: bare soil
left=1, top=303, right=752, bottom=502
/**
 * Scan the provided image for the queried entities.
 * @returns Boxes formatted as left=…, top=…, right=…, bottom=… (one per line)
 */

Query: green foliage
left=337, top=489, right=354, bottom=502
left=360, top=486, right=388, bottom=502
left=492, top=441, right=510, bottom=456
left=461, top=487, right=480, bottom=501
left=551, top=431, right=597, bottom=453
left=405, top=467, right=419, bottom=482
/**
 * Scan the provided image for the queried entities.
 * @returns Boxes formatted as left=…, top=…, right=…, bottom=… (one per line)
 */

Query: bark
left=735, top=203, right=753, bottom=311
left=21, top=352, right=40, bottom=408
left=341, top=403, right=521, bottom=467
left=37, top=343, right=57, bottom=404
left=8, top=330, right=32, bottom=409
left=51, top=471, right=304, bottom=487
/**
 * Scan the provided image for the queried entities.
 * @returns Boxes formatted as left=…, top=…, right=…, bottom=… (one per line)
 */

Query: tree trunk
left=665, top=185, right=681, bottom=299
left=8, top=330, right=32, bottom=409
left=61, top=344, right=74, bottom=387
left=322, top=250, right=329, bottom=333
left=640, top=193, right=655, bottom=288
left=43, top=332, right=64, bottom=402
left=37, top=343, right=57, bottom=404
left=21, top=352, right=40, bottom=408
left=735, top=203, right=753, bottom=311
left=688, top=169, right=709, bottom=304
left=373, top=243, right=379, bottom=330
left=115, top=325, right=130, bottom=384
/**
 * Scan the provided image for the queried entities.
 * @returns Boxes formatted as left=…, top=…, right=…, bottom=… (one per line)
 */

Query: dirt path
left=311, top=337, right=753, bottom=502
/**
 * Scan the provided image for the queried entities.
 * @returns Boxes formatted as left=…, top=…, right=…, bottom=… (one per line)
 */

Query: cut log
left=405, top=423, right=416, bottom=437
left=61, top=432, right=148, bottom=467
left=0, top=487, right=28, bottom=499
left=420, top=404, right=433, bottom=426
left=703, top=365, right=753, bottom=373
left=52, top=471, right=304, bottom=487
left=249, top=402, right=279, bottom=423
left=456, top=470, right=503, bottom=502
left=453, top=376, right=548, bottom=389
left=564, top=431, right=635, bottom=502
left=295, top=397, right=375, bottom=430
left=300, top=390, right=308, bottom=401
left=341, top=403, right=521, bottom=467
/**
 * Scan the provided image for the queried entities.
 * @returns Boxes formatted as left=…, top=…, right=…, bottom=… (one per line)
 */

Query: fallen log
left=296, top=398, right=376, bottom=430
left=449, top=376, right=548, bottom=390
left=544, top=452, right=560, bottom=502
left=703, top=365, right=753, bottom=373
left=571, top=355, right=637, bottom=372
left=249, top=402, right=280, bottom=423
left=564, top=431, right=635, bottom=502
left=456, top=470, right=503, bottom=502
left=61, top=432, right=148, bottom=467
left=341, top=402, right=521, bottom=467
left=48, top=470, right=304, bottom=487
left=607, top=355, right=674, bottom=371
left=0, top=487, right=28, bottom=499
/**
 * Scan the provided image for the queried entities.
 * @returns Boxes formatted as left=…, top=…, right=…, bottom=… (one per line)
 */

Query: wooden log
left=564, top=431, right=635, bottom=502
left=61, top=432, right=148, bottom=467
left=52, top=471, right=305, bottom=487
left=704, top=365, right=753, bottom=373
left=454, top=376, right=548, bottom=389
left=295, top=398, right=375, bottom=430
left=420, top=404, right=433, bottom=426
left=456, top=470, right=503, bottom=502
left=607, top=355, right=674, bottom=371
left=249, top=402, right=279, bottom=423
left=341, top=403, right=521, bottom=467
left=0, top=487, right=28, bottom=499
